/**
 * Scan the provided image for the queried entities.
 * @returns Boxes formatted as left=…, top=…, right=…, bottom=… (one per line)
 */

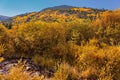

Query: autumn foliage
left=0, top=8, right=120, bottom=80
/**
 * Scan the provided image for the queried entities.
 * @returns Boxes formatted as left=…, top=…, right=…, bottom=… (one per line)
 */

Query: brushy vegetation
left=0, top=61, right=44, bottom=80
left=0, top=9, right=120, bottom=80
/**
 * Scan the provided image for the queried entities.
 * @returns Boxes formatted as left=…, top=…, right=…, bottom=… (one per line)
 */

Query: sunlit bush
left=53, top=63, right=80, bottom=80
left=94, top=9, right=120, bottom=45
left=76, top=44, right=120, bottom=80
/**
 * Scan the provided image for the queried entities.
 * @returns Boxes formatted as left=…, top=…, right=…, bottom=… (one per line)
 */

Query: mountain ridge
left=43, top=5, right=76, bottom=10
left=1, top=5, right=108, bottom=28
left=0, top=15, right=9, bottom=21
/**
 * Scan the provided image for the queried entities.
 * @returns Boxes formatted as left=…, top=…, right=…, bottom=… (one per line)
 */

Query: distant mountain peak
left=0, top=15, right=9, bottom=21
left=43, top=5, right=77, bottom=10
left=52, top=5, right=75, bottom=8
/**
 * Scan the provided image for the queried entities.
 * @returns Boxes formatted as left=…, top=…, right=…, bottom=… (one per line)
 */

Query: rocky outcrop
left=0, top=59, right=54, bottom=78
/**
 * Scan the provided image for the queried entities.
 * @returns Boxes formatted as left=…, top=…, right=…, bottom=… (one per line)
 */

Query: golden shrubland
left=0, top=9, right=120, bottom=80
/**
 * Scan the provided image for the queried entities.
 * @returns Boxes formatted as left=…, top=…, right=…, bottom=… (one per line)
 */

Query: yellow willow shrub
left=0, top=57, right=4, bottom=62
left=32, top=54, right=55, bottom=69
left=0, top=63, right=44, bottom=80
left=0, top=44, right=6, bottom=62
left=0, top=24, right=11, bottom=46
left=53, top=63, right=80, bottom=80
left=0, top=25, right=9, bottom=50
left=66, top=41, right=81, bottom=64
left=12, top=22, right=42, bottom=55
left=0, top=24, right=7, bottom=41
left=12, top=21, right=67, bottom=57
left=66, top=19, right=94, bottom=45
left=93, top=9, right=120, bottom=45
left=0, top=24, right=15, bottom=58
left=76, top=44, right=120, bottom=80
left=0, top=44, right=6, bottom=55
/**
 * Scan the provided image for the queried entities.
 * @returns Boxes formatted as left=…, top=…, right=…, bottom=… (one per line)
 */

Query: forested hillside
left=0, top=6, right=120, bottom=80
left=1, top=6, right=107, bottom=29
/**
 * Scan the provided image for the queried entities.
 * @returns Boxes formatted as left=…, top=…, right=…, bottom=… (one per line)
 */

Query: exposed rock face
left=0, top=59, right=53, bottom=78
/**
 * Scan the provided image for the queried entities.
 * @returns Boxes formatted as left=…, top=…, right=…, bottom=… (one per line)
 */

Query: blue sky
left=0, top=0, right=120, bottom=17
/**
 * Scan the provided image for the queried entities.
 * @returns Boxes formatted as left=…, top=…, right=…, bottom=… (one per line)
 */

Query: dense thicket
left=0, top=9, right=120, bottom=80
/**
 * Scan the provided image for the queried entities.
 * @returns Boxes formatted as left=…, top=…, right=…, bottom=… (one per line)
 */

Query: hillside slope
left=0, top=15, right=9, bottom=21
left=13, top=6, right=107, bottom=22
left=0, top=5, right=120, bottom=80
left=1, top=5, right=108, bottom=28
